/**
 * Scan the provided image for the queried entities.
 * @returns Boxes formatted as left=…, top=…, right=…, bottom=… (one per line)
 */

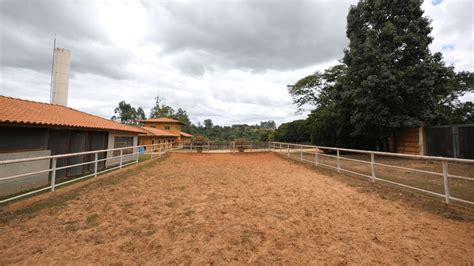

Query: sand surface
left=0, top=153, right=473, bottom=264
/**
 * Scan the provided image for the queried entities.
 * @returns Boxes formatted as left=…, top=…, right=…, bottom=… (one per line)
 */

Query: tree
left=204, top=119, right=213, bottom=129
left=149, top=96, right=175, bottom=118
left=175, top=108, right=192, bottom=132
left=341, top=0, right=457, bottom=149
left=149, top=96, right=193, bottom=132
left=274, top=120, right=310, bottom=143
left=288, top=0, right=473, bottom=150
left=136, top=107, right=146, bottom=121
left=260, top=120, right=276, bottom=129
left=111, top=100, right=145, bottom=125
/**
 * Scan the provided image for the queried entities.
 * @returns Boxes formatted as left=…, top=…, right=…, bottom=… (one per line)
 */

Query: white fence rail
left=2, top=141, right=473, bottom=207
left=181, top=142, right=271, bottom=152
left=0, top=143, right=180, bottom=204
left=270, top=142, right=474, bottom=206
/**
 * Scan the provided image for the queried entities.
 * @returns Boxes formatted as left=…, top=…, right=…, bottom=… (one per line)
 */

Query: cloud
left=0, top=0, right=472, bottom=126
left=148, top=0, right=353, bottom=75
left=0, top=0, right=132, bottom=79
left=423, top=0, right=473, bottom=71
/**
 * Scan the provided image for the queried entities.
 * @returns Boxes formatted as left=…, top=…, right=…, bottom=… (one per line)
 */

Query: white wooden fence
left=0, top=143, right=179, bottom=204
left=270, top=142, right=474, bottom=206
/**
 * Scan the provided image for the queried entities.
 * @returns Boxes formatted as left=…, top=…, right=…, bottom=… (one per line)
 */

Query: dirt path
left=0, top=153, right=473, bottom=264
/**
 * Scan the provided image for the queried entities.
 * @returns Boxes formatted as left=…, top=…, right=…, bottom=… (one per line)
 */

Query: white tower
left=50, top=48, right=71, bottom=106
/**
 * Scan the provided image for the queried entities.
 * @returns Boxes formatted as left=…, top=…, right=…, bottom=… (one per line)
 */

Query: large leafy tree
left=289, top=0, right=473, bottom=150
left=111, top=101, right=146, bottom=125
left=342, top=0, right=443, bottom=148
left=274, top=120, right=311, bottom=143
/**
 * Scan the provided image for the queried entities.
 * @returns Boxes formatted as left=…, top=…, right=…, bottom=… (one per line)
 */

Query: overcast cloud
left=0, top=0, right=472, bottom=126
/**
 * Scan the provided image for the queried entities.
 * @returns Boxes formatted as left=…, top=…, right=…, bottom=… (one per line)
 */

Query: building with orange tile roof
left=0, top=96, right=145, bottom=191
left=138, top=118, right=193, bottom=147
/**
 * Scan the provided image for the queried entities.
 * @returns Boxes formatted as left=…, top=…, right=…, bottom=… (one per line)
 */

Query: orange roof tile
left=180, top=131, right=193, bottom=138
left=0, top=96, right=145, bottom=134
left=139, top=126, right=180, bottom=137
left=139, top=118, right=184, bottom=124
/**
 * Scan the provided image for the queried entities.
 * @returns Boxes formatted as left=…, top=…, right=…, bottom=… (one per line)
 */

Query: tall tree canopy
left=149, top=96, right=192, bottom=131
left=288, top=0, right=473, bottom=150
left=111, top=101, right=146, bottom=125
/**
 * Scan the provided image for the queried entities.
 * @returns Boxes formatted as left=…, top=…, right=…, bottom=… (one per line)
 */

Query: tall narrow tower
left=50, top=48, right=71, bottom=106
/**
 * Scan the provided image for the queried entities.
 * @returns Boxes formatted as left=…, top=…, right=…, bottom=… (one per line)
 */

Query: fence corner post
left=51, top=158, right=57, bottom=192
left=370, top=153, right=375, bottom=182
left=315, top=148, right=319, bottom=166
left=336, top=149, right=341, bottom=172
left=94, top=152, right=98, bottom=177
left=442, top=161, right=450, bottom=204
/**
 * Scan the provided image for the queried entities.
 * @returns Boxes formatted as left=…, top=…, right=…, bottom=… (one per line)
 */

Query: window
left=164, top=125, right=171, bottom=130
left=113, top=136, right=133, bottom=156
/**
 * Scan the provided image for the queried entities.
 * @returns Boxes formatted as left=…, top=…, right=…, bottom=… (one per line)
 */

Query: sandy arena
left=0, top=153, right=473, bottom=264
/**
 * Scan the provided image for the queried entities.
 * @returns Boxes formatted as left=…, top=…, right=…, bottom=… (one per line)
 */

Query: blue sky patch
left=442, top=44, right=455, bottom=50
left=432, top=0, right=443, bottom=6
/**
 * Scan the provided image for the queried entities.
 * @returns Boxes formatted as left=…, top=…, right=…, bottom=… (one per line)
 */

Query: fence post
left=94, top=152, right=98, bottom=177
left=442, top=161, right=450, bottom=204
left=150, top=144, right=154, bottom=159
left=300, top=145, right=303, bottom=161
left=119, top=149, right=123, bottom=169
left=370, top=153, right=375, bottom=182
left=287, top=144, right=290, bottom=157
left=336, top=149, right=341, bottom=172
left=136, top=147, right=139, bottom=164
left=51, top=158, right=57, bottom=192
left=315, top=148, right=318, bottom=166
left=279, top=143, right=282, bottom=153
left=190, top=143, right=193, bottom=151
left=159, top=144, right=162, bottom=157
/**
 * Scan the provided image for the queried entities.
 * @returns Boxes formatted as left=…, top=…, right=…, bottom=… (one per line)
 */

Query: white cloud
left=0, top=0, right=472, bottom=126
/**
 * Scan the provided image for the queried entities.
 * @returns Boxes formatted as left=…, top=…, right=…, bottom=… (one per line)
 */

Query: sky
left=0, top=0, right=473, bottom=126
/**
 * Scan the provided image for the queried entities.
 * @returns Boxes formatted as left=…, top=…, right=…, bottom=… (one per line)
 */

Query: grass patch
left=85, top=214, right=99, bottom=225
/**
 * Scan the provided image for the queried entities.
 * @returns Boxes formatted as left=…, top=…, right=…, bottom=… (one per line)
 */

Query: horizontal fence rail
left=0, top=142, right=182, bottom=204
left=181, top=142, right=272, bottom=152
left=270, top=142, right=474, bottom=206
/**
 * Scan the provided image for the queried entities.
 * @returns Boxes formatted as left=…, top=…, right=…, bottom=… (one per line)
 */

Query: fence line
left=0, top=142, right=180, bottom=204
left=2, top=141, right=473, bottom=207
left=270, top=142, right=474, bottom=206
left=180, top=142, right=272, bottom=152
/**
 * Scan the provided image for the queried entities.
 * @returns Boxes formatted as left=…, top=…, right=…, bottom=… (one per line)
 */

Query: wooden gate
left=426, top=124, right=474, bottom=159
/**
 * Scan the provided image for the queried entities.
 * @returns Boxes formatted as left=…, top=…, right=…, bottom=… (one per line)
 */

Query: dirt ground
left=0, top=153, right=473, bottom=264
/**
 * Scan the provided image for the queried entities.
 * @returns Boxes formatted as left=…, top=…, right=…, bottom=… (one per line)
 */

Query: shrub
left=192, top=135, right=208, bottom=153
left=234, top=138, right=249, bottom=152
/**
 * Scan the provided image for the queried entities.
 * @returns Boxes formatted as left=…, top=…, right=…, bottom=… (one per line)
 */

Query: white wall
left=0, top=150, right=51, bottom=198
left=105, top=131, right=139, bottom=168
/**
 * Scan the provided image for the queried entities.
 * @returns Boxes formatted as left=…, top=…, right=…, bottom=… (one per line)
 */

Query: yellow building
left=138, top=118, right=193, bottom=147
